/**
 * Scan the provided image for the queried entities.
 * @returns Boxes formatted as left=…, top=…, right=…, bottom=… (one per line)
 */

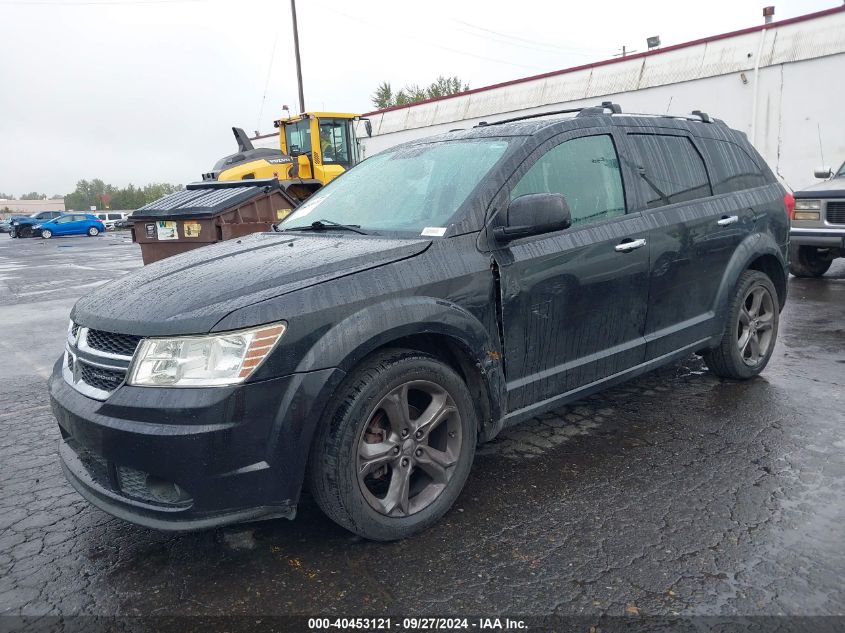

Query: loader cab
left=278, top=112, right=361, bottom=187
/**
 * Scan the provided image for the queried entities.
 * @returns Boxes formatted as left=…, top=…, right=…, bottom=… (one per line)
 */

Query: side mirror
left=814, top=166, right=833, bottom=179
left=493, top=193, right=572, bottom=242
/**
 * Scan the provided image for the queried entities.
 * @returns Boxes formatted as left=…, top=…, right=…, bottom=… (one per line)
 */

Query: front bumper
left=790, top=227, right=845, bottom=249
left=49, top=359, right=345, bottom=530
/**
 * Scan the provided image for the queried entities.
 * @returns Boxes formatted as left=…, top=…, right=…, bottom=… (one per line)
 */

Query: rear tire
left=789, top=244, right=832, bottom=278
left=41, top=229, right=52, bottom=239
left=307, top=349, right=477, bottom=541
left=88, top=227, right=100, bottom=236
left=704, top=270, right=779, bottom=380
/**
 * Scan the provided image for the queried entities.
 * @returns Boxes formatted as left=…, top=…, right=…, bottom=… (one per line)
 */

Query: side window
left=628, top=134, right=711, bottom=209
left=699, top=138, right=767, bottom=194
left=108, top=213, right=122, bottom=220
left=285, top=120, right=312, bottom=154
left=511, top=134, right=625, bottom=226
left=55, top=216, right=73, bottom=224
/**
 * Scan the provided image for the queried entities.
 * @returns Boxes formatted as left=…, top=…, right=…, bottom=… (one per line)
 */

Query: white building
left=353, top=6, right=845, bottom=191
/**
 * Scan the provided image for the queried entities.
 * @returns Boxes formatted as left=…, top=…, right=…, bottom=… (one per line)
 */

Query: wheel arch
left=296, top=297, right=506, bottom=440
left=714, top=233, right=788, bottom=319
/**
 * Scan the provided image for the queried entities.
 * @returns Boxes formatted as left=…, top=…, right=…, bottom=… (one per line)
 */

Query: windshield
left=280, top=139, right=510, bottom=234
left=836, top=162, right=845, bottom=178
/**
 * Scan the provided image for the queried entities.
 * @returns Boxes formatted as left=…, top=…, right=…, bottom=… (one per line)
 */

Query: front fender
left=295, top=296, right=506, bottom=433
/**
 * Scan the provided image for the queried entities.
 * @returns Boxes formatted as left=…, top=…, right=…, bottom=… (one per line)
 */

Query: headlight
left=127, top=322, right=286, bottom=387
left=33, top=224, right=42, bottom=229
left=794, top=199, right=821, bottom=210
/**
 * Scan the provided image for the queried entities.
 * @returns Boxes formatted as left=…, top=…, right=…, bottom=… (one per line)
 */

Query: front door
left=50, top=216, right=75, bottom=235
left=492, top=131, right=651, bottom=412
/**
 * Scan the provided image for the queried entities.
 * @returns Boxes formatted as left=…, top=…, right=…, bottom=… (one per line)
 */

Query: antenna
left=817, top=123, right=825, bottom=167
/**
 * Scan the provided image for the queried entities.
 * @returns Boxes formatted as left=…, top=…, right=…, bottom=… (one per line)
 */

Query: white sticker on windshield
left=285, top=193, right=329, bottom=222
left=421, top=227, right=447, bottom=237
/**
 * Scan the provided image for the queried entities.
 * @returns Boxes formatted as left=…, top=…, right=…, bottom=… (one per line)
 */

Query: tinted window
left=511, top=134, right=625, bottom=226
left=55, top=216, right=73, bottom=224
left=108, top=213, right=122, bottom=220
left=699, top=139, right=767, bottom=193
left=629, top=134, right=711, bottom=209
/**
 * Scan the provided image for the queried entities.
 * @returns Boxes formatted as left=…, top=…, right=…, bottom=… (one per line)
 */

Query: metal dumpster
left=131, top=179, right=298, bottom=264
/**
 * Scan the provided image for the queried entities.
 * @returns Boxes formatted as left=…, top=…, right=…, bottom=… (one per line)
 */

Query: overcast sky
left=0, top=0, right=836, bottom=196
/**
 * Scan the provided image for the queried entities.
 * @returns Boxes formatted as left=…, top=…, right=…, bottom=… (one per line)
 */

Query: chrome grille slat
left=65, top=321, right=140, bottom=400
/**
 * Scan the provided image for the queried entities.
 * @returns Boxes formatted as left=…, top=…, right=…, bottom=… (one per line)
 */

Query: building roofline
left=362, top=5, right=845, bottom=118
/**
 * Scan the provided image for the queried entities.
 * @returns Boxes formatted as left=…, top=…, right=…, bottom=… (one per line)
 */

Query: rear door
left=623, top=129, right=755, bottom=359
left=491, top=130, right=650, bottom=412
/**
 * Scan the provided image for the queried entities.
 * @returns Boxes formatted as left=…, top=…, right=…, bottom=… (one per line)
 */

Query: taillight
left=784, top=192, right=795, bottom=220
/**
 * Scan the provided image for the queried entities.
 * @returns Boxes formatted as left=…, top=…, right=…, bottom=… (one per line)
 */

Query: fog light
left=793, top=211, right=820, bottom=221
left=146, top=475, right=191, bottom=504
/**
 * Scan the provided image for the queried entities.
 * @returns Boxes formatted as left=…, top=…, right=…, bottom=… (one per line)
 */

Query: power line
left=451, top=18, right=605, bottom=57
left=256, top=29, right=280, bottom=133
left=309, top=0, right=545, bottom=71
left=1, top=0, right=211, bottom=5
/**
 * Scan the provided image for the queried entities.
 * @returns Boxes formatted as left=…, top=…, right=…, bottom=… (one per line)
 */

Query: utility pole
left=290, top=0, right=305, bottom=114
left=613, top=45, right=637, bottom=58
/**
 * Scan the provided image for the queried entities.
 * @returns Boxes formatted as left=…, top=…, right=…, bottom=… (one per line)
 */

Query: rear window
left=699, top=139, right=767, bottom=194
left=629, top=134, right=711, bottom=209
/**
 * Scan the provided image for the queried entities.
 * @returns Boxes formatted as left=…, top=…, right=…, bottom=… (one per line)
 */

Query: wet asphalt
left=0, top=232, right=843, bottom=622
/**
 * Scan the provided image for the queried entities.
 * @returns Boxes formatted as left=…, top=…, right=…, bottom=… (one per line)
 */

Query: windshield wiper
left=280, top=219, right=369, bottom=235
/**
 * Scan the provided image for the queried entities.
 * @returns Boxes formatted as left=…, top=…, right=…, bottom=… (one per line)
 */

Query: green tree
left=20, top=192, right=47, bottom=200
left=64, top=179, right=183, bottom=211
left=371, top=76, right=469, bottom=109
left=371, top=81, right=394, bottom=109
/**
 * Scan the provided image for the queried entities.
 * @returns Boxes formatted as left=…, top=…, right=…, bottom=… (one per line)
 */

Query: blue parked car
left=34, top=213, right=106, bottom=239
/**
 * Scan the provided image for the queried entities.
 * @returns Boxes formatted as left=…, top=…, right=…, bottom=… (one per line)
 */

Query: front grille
left=66, top=352, right=73, bottom=370
left=71, top=323, right=80, bottom=338
left=826, top=201, right=845, bottom=225
left=65, top=440, right=192, bottom=507
left=85, top=329, right=142, bottom=357
left=67, top=438, right=111, bottom=489
left=79, top=362, right=125, bottom=392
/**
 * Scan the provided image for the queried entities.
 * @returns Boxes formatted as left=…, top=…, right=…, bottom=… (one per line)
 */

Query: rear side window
left=108, top=213, right=122, bottom=220
left=699, top=139, right=767, bottom=194
left=629, top=134, right=711, bottom=209
left=511, top=134, right=625, bottom=226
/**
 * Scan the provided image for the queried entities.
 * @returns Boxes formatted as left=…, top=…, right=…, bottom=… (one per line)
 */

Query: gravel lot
left=1, top=232, right=843, bottom=628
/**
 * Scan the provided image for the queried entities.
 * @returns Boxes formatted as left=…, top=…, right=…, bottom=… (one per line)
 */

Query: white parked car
left=93, top=211, right=131, bottom=230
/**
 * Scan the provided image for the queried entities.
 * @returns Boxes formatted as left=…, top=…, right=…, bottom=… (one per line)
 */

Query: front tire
left=704, top=270, right=779, bottom=380
left=41, top=229, right=52, bottom=239
left=308, top=349, right=477, bottom=541
left=789, top=244, right=832, bottom=277
left=88, top=227, right=100, bottom=236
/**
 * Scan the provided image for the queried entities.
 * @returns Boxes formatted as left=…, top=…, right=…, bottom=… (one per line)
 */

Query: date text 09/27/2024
left=307, top=618, right=528, bottom=630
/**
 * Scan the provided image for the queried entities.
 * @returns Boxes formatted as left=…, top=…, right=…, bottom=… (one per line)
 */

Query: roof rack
left=475, top=101, right=622, bottom=127
left=620, top=111, right=718, bottom=124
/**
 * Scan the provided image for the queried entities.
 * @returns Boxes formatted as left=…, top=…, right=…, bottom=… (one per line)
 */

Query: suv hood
left=72, top=233, right=430, bottom=336
left=795, top=177, right=845, bottom=198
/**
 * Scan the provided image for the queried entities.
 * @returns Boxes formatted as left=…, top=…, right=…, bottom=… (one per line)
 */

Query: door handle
left=717, top=215, right=739, bottom=226
left=614, top=238, right=647, bottom=253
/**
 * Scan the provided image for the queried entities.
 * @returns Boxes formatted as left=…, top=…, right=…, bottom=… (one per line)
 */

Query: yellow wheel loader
left=202, top=112, right=369, bottom=202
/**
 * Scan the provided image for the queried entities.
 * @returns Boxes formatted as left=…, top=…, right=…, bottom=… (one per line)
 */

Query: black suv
left=49, top=104, right=789, bottom=540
